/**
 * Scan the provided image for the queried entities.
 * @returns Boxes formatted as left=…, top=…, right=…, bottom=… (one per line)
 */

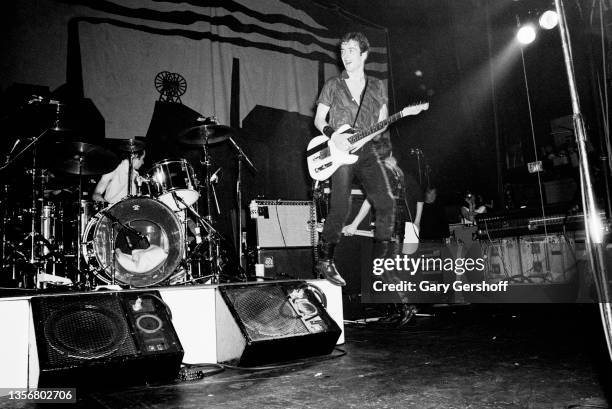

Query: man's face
left=133, top=152, right=146, bottom=170
left=340, top=40, right=367, bottom=74
left=426, top=189, right=437, bottom=202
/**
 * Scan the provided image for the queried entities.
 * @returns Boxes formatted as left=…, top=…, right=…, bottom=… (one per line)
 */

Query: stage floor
left=0, top=304, right=609, bottom=409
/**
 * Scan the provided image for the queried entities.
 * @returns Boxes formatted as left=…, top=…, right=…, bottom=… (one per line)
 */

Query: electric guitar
left=306, top=102, right=429, bottom=181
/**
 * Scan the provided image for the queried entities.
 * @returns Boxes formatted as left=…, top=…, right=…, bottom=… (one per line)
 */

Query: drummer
left=92, top=149, right=146, bottom=205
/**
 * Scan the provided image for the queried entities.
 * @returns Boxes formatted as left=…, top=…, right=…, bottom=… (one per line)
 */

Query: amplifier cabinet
left=250, top=200, right=316, bottom=248
left=257, top=247, right=315, bottom=280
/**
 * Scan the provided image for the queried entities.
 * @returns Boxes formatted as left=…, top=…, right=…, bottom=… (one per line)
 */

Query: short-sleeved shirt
left=316, top=70, right=388, bottom=131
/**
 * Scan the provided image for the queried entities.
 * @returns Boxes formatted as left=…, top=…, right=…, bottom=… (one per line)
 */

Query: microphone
left=101, top=211, right=150, bottom=248
left=8, top=139, right=21, bottom=155
left=210, top=167, right=222, bottom=183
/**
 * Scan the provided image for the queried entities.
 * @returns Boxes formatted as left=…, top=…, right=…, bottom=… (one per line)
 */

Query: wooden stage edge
left=0, top=279, right=344, bottom=394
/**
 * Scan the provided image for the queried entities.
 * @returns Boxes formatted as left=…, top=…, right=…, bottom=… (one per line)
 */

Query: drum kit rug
left=0, top=99, right=253, bottom=290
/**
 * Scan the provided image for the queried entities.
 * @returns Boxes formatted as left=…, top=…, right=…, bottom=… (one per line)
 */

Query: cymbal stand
left=0, top=125, right=55, bottom=288
left=30, top=145, right=49, bottom=288
left=109, top=224, right=116, bottom=285
left=128, top=156, right=134, bottom=197
left=50, top=103, right=65, bottom=132
left=126, top=141, right=140, bottom=197
left=172, top=193, right=222, bottom=283
left=0, top=185, right=7, bottom=271
left=228, top=137, right=257, bottom=269
left=75, top=157, right=84, bottom=283
left=199, top=138, right=218, bottom=279
left=30, top=148, right=38, bottom=268
left=200, top=137, right=215, bottom=221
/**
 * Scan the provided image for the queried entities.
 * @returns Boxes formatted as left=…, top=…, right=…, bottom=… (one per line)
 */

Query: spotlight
left=516, top=24, right=537, bottom=45
left=539, top=10, right=558, bottom=30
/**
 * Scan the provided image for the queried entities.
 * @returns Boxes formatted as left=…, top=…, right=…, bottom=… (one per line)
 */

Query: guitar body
left=306, top=130, right=359, bottom=182
left=306, top=103, right=429, bottom=181
left=402, top=222, right=419, bottom=255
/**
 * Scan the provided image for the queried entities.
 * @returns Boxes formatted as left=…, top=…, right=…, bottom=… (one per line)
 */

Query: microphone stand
left=172, top=192, right=221, bottom=283
left=410, top=148, right=423, bottom=185
left=227, top=137, right=257, bottom=269
left=100, top=210, right=149, bottom=247
left=0, top=129, right=51, bottom=172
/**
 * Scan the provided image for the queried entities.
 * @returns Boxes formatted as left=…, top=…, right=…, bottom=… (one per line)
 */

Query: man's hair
left=340, top=32, right=370, bottom=54
left=127, top=149, right=145, bottom=160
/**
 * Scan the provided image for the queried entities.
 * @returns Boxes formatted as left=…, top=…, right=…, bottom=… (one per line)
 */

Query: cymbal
left=52, top=142, right=119, bottom=175
left=115, top=138, right=146, bottom=153
left=178, top=124, right=233, bottom=145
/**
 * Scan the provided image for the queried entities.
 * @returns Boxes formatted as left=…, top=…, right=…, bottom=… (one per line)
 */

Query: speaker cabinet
left=215, top=281, right=341, bottom=366
left=251, top=200, right=314, bottom=247
left=257, top=247, right=315, bottom=279
left=31, top=291, right=184, bottom=388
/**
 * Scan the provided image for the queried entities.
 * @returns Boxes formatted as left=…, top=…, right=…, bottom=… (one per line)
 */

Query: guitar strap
left=351, top=76, right=369, bottom=129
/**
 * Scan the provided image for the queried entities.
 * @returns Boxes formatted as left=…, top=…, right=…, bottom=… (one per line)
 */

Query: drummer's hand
left=92, top=193, right=105, bottom=203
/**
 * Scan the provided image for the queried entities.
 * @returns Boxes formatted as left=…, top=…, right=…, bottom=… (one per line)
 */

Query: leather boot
left=316, top=242, right=346, bottom=286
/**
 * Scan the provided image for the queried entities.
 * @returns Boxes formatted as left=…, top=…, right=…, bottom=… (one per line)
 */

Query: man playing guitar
left=313, top=32, right=395, bottom=286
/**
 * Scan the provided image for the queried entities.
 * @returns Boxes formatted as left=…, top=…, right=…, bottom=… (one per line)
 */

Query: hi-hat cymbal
left=52, top=142, right=119, bottom=175
left=114, top=138, right=146, bottom=153
left=178, top=124, right=234, bottom=145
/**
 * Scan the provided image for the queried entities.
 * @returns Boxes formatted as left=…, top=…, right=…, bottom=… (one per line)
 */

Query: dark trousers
left=322, top=143, right=395, bottom=244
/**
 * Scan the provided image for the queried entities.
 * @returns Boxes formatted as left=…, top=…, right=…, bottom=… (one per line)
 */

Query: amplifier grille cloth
left=38, top=296, right=137, bottom=365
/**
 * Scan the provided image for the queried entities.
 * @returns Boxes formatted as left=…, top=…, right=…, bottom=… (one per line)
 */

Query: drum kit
left=0, top=101, right=253, bottom=290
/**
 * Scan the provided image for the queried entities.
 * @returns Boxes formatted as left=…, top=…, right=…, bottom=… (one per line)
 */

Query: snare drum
left=148, top=158, right=199, bottom=211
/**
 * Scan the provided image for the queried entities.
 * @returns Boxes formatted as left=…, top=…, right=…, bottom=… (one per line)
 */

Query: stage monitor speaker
left=31, top=291, right=184, bottom=388
left=215, top=281, right=341, bottom=366
left=257, top=247, right=315, bottom=279
left=252, top=200, right=314, bottom=247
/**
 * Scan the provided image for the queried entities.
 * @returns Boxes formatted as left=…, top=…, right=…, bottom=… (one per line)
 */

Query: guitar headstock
left=400, top=102, right=430, bottom=117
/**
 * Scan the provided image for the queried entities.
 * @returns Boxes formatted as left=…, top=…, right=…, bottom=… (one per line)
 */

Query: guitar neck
left=347, top=111, right=403, bottom=145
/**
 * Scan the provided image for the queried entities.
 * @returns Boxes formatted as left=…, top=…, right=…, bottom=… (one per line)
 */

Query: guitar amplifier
left=250, top=200, right=315, bottom=248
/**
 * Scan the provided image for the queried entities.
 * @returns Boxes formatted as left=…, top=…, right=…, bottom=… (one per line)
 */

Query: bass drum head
left=83, top=197, right=184, bottom=287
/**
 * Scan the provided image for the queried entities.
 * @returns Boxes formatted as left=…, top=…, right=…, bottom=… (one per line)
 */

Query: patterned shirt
left=316, top=70, right=387, bottom=132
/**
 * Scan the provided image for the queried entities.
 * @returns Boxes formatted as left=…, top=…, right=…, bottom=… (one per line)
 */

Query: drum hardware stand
left=198, top=136, right=220, bottom=282
left=200, top=137, right=216, bottom=222
left=109, top=223, right=116, bottom=285
left=227, top=136, right=257, bottom=269
left=179, top=210, right=193, bottom=283
left=128, top=157, right=134, bottom=197
left=172, top=193, right=223, bottom=283
left=1, top=126, right=55, bottom=288
left=75, top=157, right=85, bottom=284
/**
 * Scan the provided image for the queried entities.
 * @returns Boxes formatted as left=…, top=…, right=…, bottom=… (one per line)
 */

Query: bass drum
left=82, top=197, right=184, bottom=287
